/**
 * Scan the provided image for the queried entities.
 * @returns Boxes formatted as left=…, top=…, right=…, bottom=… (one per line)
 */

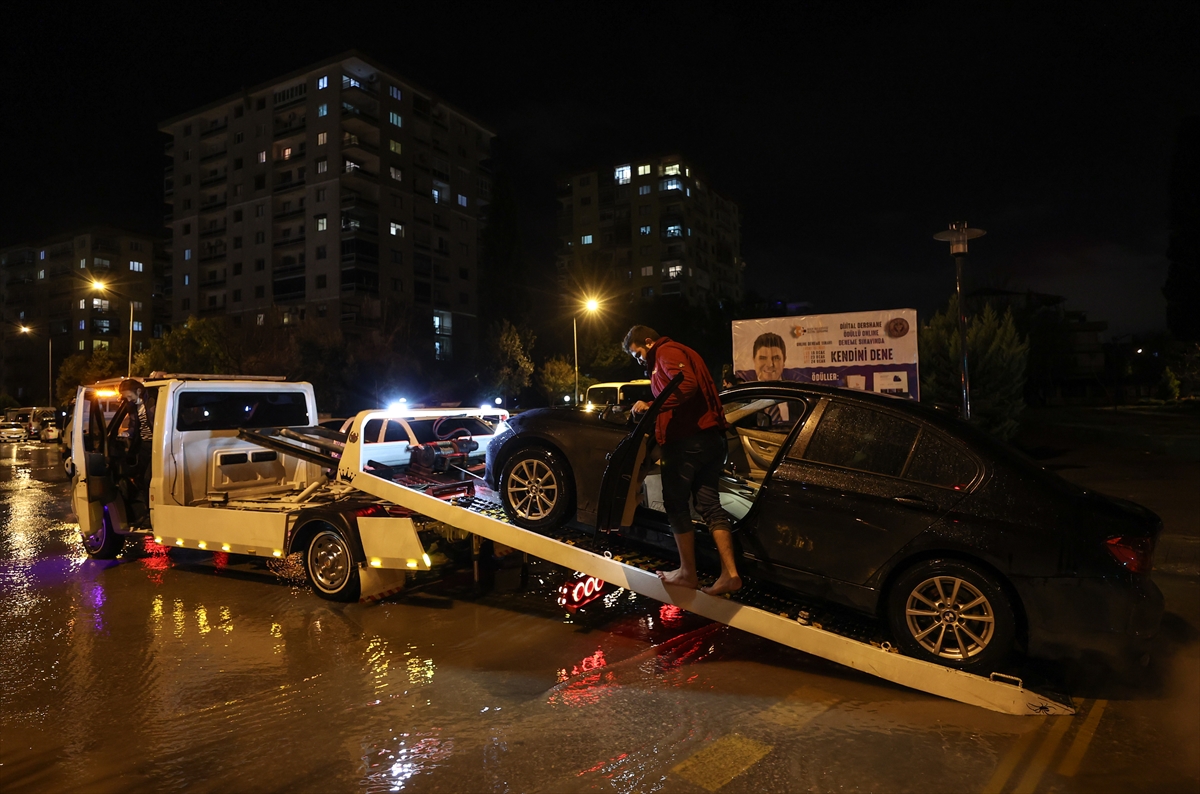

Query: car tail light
left=1105, top=536, right=1153, bottom=574
left=356, top=504, right=387, bottom=517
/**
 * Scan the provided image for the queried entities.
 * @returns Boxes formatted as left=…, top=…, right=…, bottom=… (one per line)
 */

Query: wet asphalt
left=1, top=441, right=1197, bottom=793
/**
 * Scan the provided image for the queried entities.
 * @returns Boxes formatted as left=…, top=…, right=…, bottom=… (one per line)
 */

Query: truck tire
left=304, top=526, right=361, bottom=602
left=81, top=507, right=124, bottom=560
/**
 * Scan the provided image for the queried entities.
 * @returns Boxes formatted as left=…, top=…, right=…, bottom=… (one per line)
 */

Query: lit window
left=257, top=313, right=265, bottom=326
left=390, top=222, right=404, bottom=236
left=581, top=234, right=593, bottom=245
left=318, top=76, right=328, bottom=89
left=639, top=225, right=651, bottom=235
left=317, top=158, right=328, bottom=174
left=666, top=224, right=683, bottom=238
left=665, top=263, right=683, bottom=279
left=130, top=260, right=144, bottom=272
left=660, top=178, right=682, bottom=192
left=390, top=166, right=403, bottom=181
left=318, top=104, right=328, bottom=117
left=686, top=188, right=691, bottom=197
left=184, top=249, right=192, bottom=260
left=317, top=132, right=327, bottom=145
left=663, top=164, right=681, bottom=176
left=39, top=250, right=45, bottom=259
left=390, top=86, right=402, bottom=100
left=432, top=188, right=441, bottom=204
left=133, top=301, right=144, bottom=310
left=638, top=185, right=650, bottom=196
left=92, top=298, right=109, bottom=310
left=79, top=259, right=86, bottom=268
left=389, top=111, right=402, bottom=127
left=641, top=266, right=653, bottom=277
left=687, top=227, right=692, bottom=236
left=614, top=165, right=631, bottom=185
left=457, top=194, right=467, bottom=206
left=37, top=268, right=45, bottom=279
left=315, top=215, right=327, bottom=231
left=183, top=274, right=190, bottom=285
left=390, top=139, right=402, bottom=154
left=79, top=299, right=86, bottom=309
left=637, top=164, right=650, bottom=176
left=258, top=151, right=266, bottom=163
left=78, top=340, right=85, bottom=350
left=132, top=321, right=144, bottom=332
left=79, top=320, right=86, bottom=330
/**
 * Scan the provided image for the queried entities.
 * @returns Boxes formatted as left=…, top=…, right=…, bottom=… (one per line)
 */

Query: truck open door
left=71, top=386, right=126, bottom=559
left=594, top=373, right=683, bottom=533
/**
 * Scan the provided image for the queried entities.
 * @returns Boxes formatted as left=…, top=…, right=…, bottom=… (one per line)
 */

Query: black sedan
left=485, top=382, right=1163, bottom=673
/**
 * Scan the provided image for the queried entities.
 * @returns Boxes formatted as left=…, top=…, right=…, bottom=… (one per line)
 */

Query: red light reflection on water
left=659, top=604, right=684, bottom=625
left=577, top=751, right=629, bottom=777
left=140, top=537, right=171, bottom=585
left=212, top=551, right=229, bottom=569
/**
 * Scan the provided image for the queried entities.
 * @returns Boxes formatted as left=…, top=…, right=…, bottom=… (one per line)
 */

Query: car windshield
left=1, top=422, right=21, bottom=429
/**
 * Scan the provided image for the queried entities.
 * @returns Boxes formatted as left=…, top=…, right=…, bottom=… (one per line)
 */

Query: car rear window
left=904, top=430, right=978, bottom=489
left=802, top=401, right=919, bottom=477
left=176, top=391, right=310, bottom=432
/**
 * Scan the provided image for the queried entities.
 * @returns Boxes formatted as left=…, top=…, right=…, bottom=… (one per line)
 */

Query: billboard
left=732, top=308, right=920, bottom=400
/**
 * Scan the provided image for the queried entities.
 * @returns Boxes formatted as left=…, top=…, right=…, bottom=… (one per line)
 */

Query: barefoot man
left=624, top=325, right=742, bottom=596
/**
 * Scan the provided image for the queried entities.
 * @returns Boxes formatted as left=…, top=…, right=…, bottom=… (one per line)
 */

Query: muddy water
left=2, top=442, right=1197, bottom=793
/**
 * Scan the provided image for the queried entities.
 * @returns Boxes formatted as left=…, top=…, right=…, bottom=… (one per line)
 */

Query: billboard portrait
left=732, top=308, right=920, bottom=400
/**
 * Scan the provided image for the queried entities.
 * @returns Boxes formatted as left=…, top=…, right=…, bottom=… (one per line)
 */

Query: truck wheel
left=82, top=507, right=124, bottom=560
left=304, top=527, right=361, bottom=602
left=887, top=558, right=1016, bottom=673
left=500, top=447, right=573, bottom=530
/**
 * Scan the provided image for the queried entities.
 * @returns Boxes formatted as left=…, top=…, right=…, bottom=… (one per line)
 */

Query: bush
left=1158, top=367, right=1181, bottom=401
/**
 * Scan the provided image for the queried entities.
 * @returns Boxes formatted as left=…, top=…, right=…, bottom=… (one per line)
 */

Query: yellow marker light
left=221, top=544, right=231, bottom=552
left=176, top=539, right=184, bottom=546
left=370, top=558, right=383, bottom=568
left=197, top=541, right=207, bottom=549
left=154, top=536, right=163, bottom=543
left=272, top=550, right=282, bottom=558
left=422, top=553, right=431, bottom=567
left=95, top=389, right=119, bottom=398
left=406, top=559, right=418, bottom=569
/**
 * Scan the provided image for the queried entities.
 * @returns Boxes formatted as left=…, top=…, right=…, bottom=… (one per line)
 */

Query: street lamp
left=933, top=222, right=986, bottom=420
left=92, top=281, right=135, bottom=378
left=18, top=325, right=53, bottom=405
left=574, top=298, right=601, bottom=406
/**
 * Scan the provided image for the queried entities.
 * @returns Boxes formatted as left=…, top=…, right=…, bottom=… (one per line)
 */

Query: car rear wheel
left=82, top=506, right=125, bottom=560
left=500, top=447, right=573, bottom=530
left=304, top=526, right=361, bottom=602
left=887, top=558, right=1016, bottom=673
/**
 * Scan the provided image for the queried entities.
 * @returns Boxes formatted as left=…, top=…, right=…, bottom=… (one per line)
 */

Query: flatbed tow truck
left=70, top=375, right=1073, bottom=717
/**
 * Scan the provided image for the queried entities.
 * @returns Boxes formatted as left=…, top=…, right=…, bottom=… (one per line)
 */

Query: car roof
left=721, top=381, right=960, bottom=425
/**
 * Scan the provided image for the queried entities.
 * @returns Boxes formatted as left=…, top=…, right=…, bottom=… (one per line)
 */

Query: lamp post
left=574, top=298, right=600, bottom=405
left=933, top=222, right=986, bottom=420
left=18, top=325, right=53, bottom=405
left=92, top=281, right=135, bottom=377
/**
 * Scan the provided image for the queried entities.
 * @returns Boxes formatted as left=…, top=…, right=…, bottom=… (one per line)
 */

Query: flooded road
left=2, top=441, right=1197, bottom=793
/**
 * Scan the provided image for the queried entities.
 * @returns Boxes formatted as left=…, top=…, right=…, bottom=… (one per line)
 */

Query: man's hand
left=631, top=400, right=652, bottom=415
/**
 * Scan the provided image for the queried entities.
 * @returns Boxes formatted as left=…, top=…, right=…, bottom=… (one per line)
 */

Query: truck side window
left=176, top=391, right=310, bottom=432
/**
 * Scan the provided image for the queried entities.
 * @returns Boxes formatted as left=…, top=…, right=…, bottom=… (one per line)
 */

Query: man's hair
left=118, top=378, right=144, bottom=394
left=752, top=332, right=786, bottom=359
left=623, top=325, right=661, bottom=351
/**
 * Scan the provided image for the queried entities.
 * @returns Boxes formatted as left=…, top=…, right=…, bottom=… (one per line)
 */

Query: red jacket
left=647, top=337, right=727, bottom=445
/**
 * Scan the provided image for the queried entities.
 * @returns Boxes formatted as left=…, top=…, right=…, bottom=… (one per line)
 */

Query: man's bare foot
left=657, top=568, right=698, bottom=589
left=701, top=575, right=742, bottom=596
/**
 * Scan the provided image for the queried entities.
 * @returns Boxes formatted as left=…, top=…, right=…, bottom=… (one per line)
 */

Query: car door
left=595, top=373, right=684, bottom=532
left=70, top=386, right=115, bottom=537
left=746, top=397, right=979, bottom=587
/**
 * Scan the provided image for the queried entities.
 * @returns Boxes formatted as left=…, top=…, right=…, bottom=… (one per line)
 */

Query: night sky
left=3, top=3, right=1196, bottom=339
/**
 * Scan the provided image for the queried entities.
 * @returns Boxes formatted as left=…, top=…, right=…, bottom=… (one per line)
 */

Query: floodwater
left=1, top=441, right=1197, bottom=793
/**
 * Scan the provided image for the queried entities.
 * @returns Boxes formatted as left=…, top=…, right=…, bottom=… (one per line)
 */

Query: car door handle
left=893, top=495, right=936, bottom=510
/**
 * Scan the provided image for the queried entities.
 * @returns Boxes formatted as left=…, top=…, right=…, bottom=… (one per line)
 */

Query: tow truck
left=69, top=374, right=1073, bottom=716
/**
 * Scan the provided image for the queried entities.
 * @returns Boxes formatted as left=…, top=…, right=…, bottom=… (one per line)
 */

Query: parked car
left=485, top=381, right=1163, bottom=673
left=0, top=421, right=27, bottom=443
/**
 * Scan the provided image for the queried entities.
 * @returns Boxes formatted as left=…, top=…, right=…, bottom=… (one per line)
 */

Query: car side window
left=799, top=401, right=919, bottom=477
left=905, top=430, right=978, bottom=489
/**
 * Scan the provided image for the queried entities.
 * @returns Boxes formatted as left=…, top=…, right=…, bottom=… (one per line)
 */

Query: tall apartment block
left=160, top=50, right=493, bottom=363
left=557, top=155, right=745, bottom=306
left=1, top=226, right=168, bottom=403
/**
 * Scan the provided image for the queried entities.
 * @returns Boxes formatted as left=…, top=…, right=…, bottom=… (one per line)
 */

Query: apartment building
left=557, top=155, right=745, bottom=306
left=1, top=226, right=167, bottom=403
left=160, top=50, right=493, bottom=363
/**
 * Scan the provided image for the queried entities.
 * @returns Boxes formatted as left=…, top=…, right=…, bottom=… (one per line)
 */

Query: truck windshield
left=176, top=391, right=310, bottom=432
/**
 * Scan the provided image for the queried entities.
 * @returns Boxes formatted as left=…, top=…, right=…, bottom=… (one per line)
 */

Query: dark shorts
left=659, top=428, right=732, bottom=535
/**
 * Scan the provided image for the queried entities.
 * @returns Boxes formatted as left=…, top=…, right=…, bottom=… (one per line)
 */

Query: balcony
left=200, top=148, right=228, bottom=164
left=200, top=171, right=227, bottom=188
left=199, top=299, right=227, bottom=314
left=273, top=234, right=306, bottom=248
left=274, top=119, right=306, bottom=139
left=341, top=133, right=378, bottom=155
left=199, top=273, right=226, bottom=288
left=164, top=213, right=173, bottom=225
left=343, top=164, right=377, bottom=182
left=340, top=190, right=378, bottom=212
left=199, top=250, right=227, bottom=263
left=273, top=177, right=306, bottom=193
left=199, top=199, right=227, bottom=213
left=199, top=224, right=227, bottom=238
left=340, top=102, right=378, bottom=124
left=200, top=120, right=229, bottom=138
left=273, top=206, right=306, bottom=221
left=342, top=75, right=377, bottom=95
left=340, top=251, right=379, bottom=267
left=341, top=220, right=378, bottom=238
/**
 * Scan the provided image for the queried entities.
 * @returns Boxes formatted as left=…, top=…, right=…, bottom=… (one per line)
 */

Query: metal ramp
left=324, top=416, right=1073, bottom=717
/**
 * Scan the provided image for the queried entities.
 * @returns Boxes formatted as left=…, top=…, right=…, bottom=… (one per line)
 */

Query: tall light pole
left=92, top=281, right=135, bottom=378
left=574, top=298, right=600, bottom=405
left=933, top=222, right=986, bottom=420
left=18, top=325, right=53, bottom=405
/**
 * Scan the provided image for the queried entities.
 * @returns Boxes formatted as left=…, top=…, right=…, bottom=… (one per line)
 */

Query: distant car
left=584, top=380, right=653, bottom=408
left=486, top=381, right=1164, bottom=673
left=332, top=408, right=510, bottom=471
left=0, top=422, right=27, bottom=443
left=38, top=420, right=62, bottom=444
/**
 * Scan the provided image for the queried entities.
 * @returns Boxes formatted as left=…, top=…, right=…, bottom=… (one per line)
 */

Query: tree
left=1158, top=367, right=1181, bottom=401
left=0, top=393, right=19, bottom=412
left=487, top=320, right=535, bottom=407
left=55, top=348, right=125, bottom=403
left=537, top=355, right=576, bottom=404
left=132, top=316, right=238, bottom=376
left=919, top=295, right=1030, bottom=441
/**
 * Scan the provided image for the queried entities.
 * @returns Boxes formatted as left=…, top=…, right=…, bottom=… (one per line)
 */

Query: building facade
left=557, top=155, right=745, bottom=306
left=160, top=51, right=493, bottom=363
left=1, top=226, right=167, bottom=403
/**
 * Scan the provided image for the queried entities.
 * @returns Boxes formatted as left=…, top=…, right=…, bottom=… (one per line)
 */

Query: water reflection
left=360, top=730, right=455, bottom=793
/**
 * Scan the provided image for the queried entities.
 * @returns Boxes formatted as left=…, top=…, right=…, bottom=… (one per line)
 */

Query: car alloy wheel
left=508, top=457, right=559, bottom=520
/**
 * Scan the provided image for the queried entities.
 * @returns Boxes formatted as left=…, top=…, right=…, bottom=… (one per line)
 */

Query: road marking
left=981, top=719, right=1046, bottom=794
left=671, top=734, right=772, bottom=792
left=759, top=685, right=841, bottom=729
left=1013, top=713, right=1075, bottom=794
left=1057, top=699, right=1108, bottom=778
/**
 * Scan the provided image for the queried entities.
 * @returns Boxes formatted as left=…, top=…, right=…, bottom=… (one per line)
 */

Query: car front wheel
left=500, top=447, right=573, bottom=530
left=81, top=506, right=125, bottom=560
left=887, top=558, right=1016, bottom=673
left=304, top=526, right=361, bottom=602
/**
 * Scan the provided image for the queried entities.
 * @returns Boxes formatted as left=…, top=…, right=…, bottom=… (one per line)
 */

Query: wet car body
left=486, top=382, right=1163, bottom=669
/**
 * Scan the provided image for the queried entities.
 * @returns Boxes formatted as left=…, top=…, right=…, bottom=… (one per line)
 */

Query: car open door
left=70, top=386, right=124, bottom=546
left=595, top=373, right=683, bottom=532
